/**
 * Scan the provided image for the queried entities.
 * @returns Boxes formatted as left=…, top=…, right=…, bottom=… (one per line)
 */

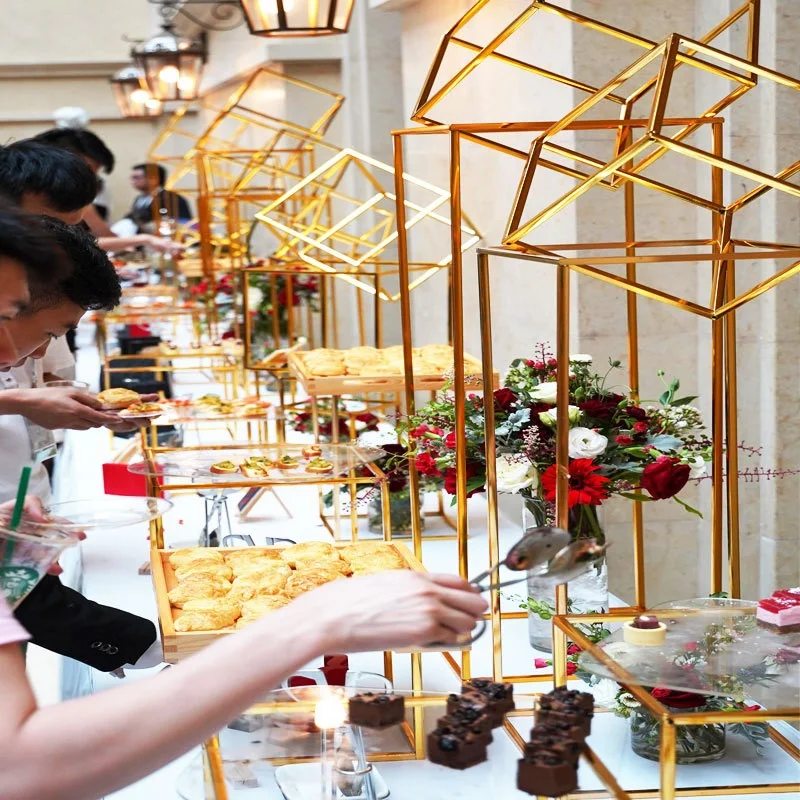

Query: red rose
left=684, top=641, right=698, bottom=652
left=641, top=456, right=691, bottom=500
left=414, top=452, right=440, bottom=477
left=567, top=643, right=581, bottom=655
left=633, top=421, right=649, bottom=434
left=444, top=431, right=458, bottom=449
left=493, top=388, right=518, bottom=412
left=566, top=662, right=577, bottom=676
left=410, top=424, right=429, bottom=438
left=547, top=358, right=558, bottom=368
left=625, top=405, right=647, bottom=421
left=355, top=412, right=378, bottom=425
left=650, top=688, right=705, bottom=709
left=443, top=463, right=485, bottom=498
left=534, top=658, right=549, bottom=669
left=541, top=459, right=610, bottom=507
left=615, top=435, right=633, bottom=446
left=525, top=359, right=535, bottom=367
left=533, top=361, right=545, bottom=371
left=579, top=394, right=624, bottom=420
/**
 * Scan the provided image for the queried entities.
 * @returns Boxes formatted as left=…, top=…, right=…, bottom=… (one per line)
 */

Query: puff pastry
left=230, top=561, right=292, bottom=580
left=240, top=595, right=290, bottom=619
left=168, top=576, right=231, bottom=608
left=182, top=597, right=241, bottom=625
left=174, top=609, right=233, bottom=632
left=168, top=548, right=225, bottom=569
left=292, top=557, right=352, bottom=576
left=174, top=563, right=233, bottom=583
left=284, top=568, right=343, bottom=599
left=229, top=570, right=289, bottom=602
left=281, top=541, right=338, bottom=565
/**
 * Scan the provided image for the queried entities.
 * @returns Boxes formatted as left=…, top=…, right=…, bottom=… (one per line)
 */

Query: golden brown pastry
left=338, top=541, right=394, bottom=561
left=223, top=548, right=286, bottom=565
left=96, top=387, right=140, bottom=410
left=281, top=541, right=338, bottom=565
left=284, top=568, right=343, bottom=599
left=174, top=610, right=232, bottom=632
left=167, top=576, right=231, bottom=608
left=230, top=561, right=292, bottom=580
left=240, top=595, right=290, bottom=619
left=174, top=563, right=233, bottom=583
left=229, top=570, right=289, bottom=602
left=292, top=557, right=352, bottom=576
left=308, top=360, right=347, bottom=377
left=168, top=548, right=225, bottom=569
left=348, top=551, right=406, bottom=571
left=182, top=597, right=241, bottom=622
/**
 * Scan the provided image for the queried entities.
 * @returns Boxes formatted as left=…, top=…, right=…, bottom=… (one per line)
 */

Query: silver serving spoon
left=529, top=539, right=609, bottom=583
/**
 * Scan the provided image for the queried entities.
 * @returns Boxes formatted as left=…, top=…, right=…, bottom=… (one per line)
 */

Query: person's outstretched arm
left=0, top=571, right=485, bottom=800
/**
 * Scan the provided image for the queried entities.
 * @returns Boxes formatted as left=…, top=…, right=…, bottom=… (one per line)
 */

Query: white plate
left=275, top=762, right=389, bottom=800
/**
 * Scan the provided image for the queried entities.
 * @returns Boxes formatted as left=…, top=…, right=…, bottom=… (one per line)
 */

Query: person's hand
left=14, top=388, right=120, bottom=431
left=143, top=235, right=185, bottom=257
left=0, top=496, right=85, bottom=574
left=284, top=571, right=488, bottom=653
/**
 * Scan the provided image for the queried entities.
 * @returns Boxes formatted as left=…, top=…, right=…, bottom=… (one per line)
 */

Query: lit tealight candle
left=315, top=697, right=347, bottom=731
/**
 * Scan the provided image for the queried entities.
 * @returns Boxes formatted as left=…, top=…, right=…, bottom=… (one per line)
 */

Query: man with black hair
left=23, top=130, right=182, bottom=256
left=128, top=161, right=192, bottom=230
left=0, top=216, right=159, bottom=674
left=0, top=142, right=97, bottom=224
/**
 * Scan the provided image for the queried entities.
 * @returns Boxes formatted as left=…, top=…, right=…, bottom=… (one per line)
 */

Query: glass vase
left=630, top=705, right=726, bottom=763
left=525, top=501, right=608, bottom=652
left=367, top=487, right=424, bottom=536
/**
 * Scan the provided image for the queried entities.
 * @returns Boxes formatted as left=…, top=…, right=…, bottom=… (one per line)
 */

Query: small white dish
left=275, top=762, right=389, bottom=800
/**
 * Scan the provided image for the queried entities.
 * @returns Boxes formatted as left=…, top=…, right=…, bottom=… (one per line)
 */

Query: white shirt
left=41, top=335, right=75, bottom=380
left=0, top=362, right=51, bottom=503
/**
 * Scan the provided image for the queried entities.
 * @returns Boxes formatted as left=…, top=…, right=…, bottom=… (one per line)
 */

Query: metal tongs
left=454, top=527, right=609, bottom=645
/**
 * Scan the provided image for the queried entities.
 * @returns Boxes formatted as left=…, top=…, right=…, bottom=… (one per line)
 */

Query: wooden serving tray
left=151, top=542, right=425, bottom=664
left=287, top=352, right=499, bottom=396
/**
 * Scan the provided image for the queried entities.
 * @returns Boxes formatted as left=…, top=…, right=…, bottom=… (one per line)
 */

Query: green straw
left=9, top=466, right=31, bottom=531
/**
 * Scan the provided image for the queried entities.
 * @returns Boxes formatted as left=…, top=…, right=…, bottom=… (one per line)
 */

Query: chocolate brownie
left=540, top=687, right=594, bottom=713
left=526, top=725, right=583, bottom=765
left=437, top=707, right=493, bottom=745
left=348, top=692, right=405, bottom=729
left=517, top=751, right=578, bottom=796
left=462, top=678, right=515, bottom=727
left=535, top=707, right=592, bottom=740
left=427, top=727, right=488, bottom=770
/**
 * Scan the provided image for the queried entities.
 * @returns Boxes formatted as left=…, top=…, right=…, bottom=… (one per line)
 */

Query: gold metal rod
left=582, top=743, right=633, bottom=800
left=622, top=122, right=646, bottom=609
left=659, top=718, right=677, bottom=800
left=450, top=130, right=470, bottom=573
left=712, top=260, right=800, bottom=317
left=710, top=315, right=724, bottom=593
left=392, top=133, right=424, bottom=563
left=478, top=250, right=503, bottom=680
left=648, top=35, right=682, bottom=135
left=204, top=735, right=229, bottom=800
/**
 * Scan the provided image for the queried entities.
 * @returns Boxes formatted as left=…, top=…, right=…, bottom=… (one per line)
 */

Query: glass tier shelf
left=577, top=599, right=800, bottom=710
left=129, top=443, right=386, bottom=485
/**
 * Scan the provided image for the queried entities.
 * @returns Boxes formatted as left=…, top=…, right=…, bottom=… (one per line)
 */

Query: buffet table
left=37, top=324, right=798, bottom=800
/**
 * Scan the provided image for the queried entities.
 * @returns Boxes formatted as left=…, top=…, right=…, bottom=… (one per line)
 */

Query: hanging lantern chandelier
left=131, top=24, right=207, bottom=102
left=110, top=66, right=163, bottom=118
left=238, top=0, right=355, bottom=37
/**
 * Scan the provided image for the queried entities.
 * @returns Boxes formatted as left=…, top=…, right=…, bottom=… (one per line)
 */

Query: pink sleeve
left=0, top=595, right=29, bottom=646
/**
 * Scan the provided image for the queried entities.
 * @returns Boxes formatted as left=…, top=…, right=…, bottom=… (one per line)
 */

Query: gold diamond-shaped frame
left=412, top=0, right=759, bottom=189
left=505, top=33, right=800, bottom=247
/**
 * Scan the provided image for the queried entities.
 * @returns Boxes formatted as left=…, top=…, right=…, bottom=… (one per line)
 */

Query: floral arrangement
left=189, top=273, right=235, bottom=303
left=406, top=344, right=711, bottom=532
left=246, top=263, right=320, bottom=349
left=287, top=400, right=380, bottom=441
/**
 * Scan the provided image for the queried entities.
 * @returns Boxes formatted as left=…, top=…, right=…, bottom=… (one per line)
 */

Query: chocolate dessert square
left=348, top=693, right=405, bottom=729
left=540, top=687, right=595, bottom=713
left=446, top=690, right=488, bottom=716
left=517, top=752, right=578, bottom=797
left=437, top=708, right=493, bottom=745
left=535, top=708, right=591, bottom=740
left=526, top=726, right=583, bottom=765
left=427, top=728, right=488, bottom=770
left=462, top=678, right=515, bottom=727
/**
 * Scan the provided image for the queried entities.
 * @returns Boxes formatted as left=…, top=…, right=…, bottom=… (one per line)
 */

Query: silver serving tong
left=469, top=526, right=571, bottom=592
left=452, top=528, right=608, bottom=646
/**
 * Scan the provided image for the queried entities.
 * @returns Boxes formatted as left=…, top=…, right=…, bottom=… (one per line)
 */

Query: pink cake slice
left=757, top=590, right=800, bottom=633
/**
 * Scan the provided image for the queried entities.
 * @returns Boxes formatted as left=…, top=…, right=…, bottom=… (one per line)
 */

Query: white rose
left=247, top=286, right=264, bottom=308
left=568, top=427, right=608, bottom=459
left=495, top=454, right=537, bottom=494
left=688, top=456, right=708, bottom=479
left=569, top=353, right=593, bottom=364
left=539, top=405, right=581, bottom=428
left=591, top=679, right=621, bottom=708
left=529, top=381, right=559, bottom=403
